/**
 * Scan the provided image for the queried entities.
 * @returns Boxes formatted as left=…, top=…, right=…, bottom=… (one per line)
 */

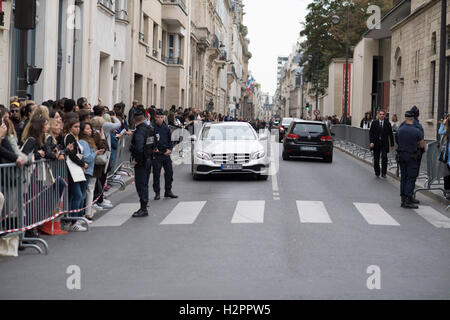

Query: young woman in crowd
left=90, top=116, right=112, bottom=211
left=64, top=117, right=88, bottom=232
left=79, top=122, right=105, bottom=221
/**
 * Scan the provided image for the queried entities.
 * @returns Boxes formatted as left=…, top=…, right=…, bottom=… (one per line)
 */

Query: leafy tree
left=298, top=0, right=400, bottom=92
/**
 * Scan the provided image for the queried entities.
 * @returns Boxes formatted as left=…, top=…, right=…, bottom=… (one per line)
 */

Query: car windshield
left=293, top=123, right=325, bottom=135
left=201, top=125, right=257, bottom=141
left=282, top=118, right=293, bottom=126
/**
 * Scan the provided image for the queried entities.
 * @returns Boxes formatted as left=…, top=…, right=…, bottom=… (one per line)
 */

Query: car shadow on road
left=190, top=173, right=261, bottom=182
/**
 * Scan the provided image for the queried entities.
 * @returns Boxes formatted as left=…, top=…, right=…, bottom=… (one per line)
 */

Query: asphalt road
left=0, top=138, right=449, bottom=299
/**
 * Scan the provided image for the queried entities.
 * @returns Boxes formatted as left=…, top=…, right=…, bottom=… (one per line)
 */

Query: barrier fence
left=0, top=134, right=135, bottom=255
left=331, top=125, right=449, bottom=201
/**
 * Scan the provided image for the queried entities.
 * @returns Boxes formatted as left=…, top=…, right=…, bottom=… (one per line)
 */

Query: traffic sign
left=314, top=109, right=320, bottom=116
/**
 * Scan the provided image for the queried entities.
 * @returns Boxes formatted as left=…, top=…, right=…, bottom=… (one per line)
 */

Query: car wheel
left=324, top=155, right=333, bottom=163
left=282, top=151, right=290, bottom=161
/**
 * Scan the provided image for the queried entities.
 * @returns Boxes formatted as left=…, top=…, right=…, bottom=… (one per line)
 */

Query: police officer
left=153, top=109, right=178, bottom=200
left=396, top=111, right=425, bottom=209
left=130, top=109, right=156, bottom=217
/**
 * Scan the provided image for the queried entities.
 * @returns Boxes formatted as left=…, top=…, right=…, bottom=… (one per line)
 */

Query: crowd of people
left=0, top=96, right=133, bottom=233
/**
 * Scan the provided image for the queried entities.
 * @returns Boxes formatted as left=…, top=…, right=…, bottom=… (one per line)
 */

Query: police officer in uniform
left=130, top=109, right=156, bottom=217
left=153, top=109, right=178, bottom=200
left=396, top=111, right=425, bottom=209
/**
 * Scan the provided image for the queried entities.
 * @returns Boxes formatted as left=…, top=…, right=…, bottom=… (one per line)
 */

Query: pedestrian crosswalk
left=91, top=200, right=450, bottom=230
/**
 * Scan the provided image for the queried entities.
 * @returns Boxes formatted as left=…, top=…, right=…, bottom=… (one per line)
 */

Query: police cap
left=405, top=111, right=414, bottom=118
left=410, top=106, right=419, bottom=117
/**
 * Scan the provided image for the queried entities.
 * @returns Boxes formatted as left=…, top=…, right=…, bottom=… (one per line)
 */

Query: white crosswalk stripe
left=414, top=206, right=450, bottom=228
left=353, top=203, right=400, bottom=226
left=231, top=201, right=265, bottom=223
left=296, top=201, right=332, bottom=223
left=91, top=204, right=135, bottom=227
left=90, top=200, right=450, bottom=230
left=160, top=201, right=206, bottom=225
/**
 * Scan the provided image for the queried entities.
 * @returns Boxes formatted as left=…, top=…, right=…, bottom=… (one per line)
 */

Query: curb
left=334, top=145, right=450, bottom=207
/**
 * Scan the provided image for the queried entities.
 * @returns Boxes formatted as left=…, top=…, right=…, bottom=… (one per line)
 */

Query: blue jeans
left=78, top=175, right=91, bottom=216
left=68, top=176, right=84, bottom=217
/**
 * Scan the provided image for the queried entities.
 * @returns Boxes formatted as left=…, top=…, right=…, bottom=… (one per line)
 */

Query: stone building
left=1, top=0, right=252, bottom=119
left=390, top=0, right=450, bottom=139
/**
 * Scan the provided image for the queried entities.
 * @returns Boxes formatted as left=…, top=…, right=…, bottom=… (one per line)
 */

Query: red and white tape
left=0, top=179, right=109, bottom=236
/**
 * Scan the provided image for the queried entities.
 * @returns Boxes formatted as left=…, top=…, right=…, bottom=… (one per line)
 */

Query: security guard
left=130, top=109, right=156, bottom=217
left=153, top=109, right=178, bottom=200
left=396, top=111, right=425, bottom=209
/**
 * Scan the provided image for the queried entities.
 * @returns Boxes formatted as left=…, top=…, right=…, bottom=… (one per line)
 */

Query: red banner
left=342, top=64, right=351, bottom=116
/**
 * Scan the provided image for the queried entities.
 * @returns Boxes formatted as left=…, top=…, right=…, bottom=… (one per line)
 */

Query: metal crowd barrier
left=108, top=134, right=134, bottom=189
left=0, top=159, right=69, bottom=255
left=414, top=140, right=447, bottom=197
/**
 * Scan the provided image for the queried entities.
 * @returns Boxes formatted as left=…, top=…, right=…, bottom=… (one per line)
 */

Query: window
left=414, top=50, right=420, bottom=79
left=143, top=14, right=150, bottom=43
left=153, top=23, right=158, bottom=55
left=138, top=0, right=144, bottom=41
left=431, top=61, right=436, bottom=116
left=168, top=34, right=175, bottom=59
left=432, top=32, right=437, bottom=55
left=447, top=26, right=450, bottom=50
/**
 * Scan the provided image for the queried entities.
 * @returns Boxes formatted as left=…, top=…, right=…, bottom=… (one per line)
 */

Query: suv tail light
left=320, top=135, right=332, bottom=142
left=279, top=126, right=285, bottom=131
left=287, top=133, right=299, bottom=140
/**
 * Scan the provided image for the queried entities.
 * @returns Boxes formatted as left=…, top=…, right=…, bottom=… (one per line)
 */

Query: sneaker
left=70, top=222, right=87, bottom=232
left=103, top=199, right=112, bottom=205
left=84, top=216, right=93, bottom=224
left=99, top=202, right=113, bottom=209
left=92, top=204, right=105, bottom=211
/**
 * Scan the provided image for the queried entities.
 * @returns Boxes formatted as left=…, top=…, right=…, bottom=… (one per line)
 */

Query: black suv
left=282, top=120, right=333, bottom=163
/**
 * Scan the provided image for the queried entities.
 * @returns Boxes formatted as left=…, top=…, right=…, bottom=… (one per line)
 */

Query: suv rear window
left=292, top=123, right=326, bottom=135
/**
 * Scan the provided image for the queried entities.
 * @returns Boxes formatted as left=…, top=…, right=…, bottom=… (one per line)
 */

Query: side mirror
left=191, top=135, right=197, bottom=142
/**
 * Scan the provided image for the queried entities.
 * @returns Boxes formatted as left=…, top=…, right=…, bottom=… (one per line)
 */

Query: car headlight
left=251, top=150, right=266, bottom=160
left=196, top=151, right=211, bottom=160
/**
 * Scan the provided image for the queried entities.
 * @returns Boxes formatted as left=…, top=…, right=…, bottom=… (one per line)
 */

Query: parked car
left=191, top=122, right=270, bottom=180
left=279, top=117, right=296, bottom=142
left=282, top=120, right=334, bottom=162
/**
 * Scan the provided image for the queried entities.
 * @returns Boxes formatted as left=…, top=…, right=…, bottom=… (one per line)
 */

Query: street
left=0, top=136, right=449, bottom=300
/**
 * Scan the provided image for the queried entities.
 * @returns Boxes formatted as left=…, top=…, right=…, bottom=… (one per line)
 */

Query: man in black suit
left=369, top=110, right=395, bottom=178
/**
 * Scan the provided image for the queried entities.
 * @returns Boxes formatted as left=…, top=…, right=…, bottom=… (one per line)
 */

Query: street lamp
left=332, top=0, right=352, bottom=125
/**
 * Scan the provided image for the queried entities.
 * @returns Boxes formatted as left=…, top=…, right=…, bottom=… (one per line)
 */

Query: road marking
left=270, top=133, right=280, bottom=200
left=231, top=201, right=265, bottom=223
left=414, top=206, right=450, bottom=228
left=353, top=203, right=400, bottom=226
left=91, top=204, right=134, bottom=227
left=160, top=201, right=206, bottom=225
left=296, top=201, right=332, bottom=223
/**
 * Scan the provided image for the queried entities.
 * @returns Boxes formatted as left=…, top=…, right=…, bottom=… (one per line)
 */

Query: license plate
left=221, top=164, right=243, bottom=170
left=301, top=146, right=317, bottom=151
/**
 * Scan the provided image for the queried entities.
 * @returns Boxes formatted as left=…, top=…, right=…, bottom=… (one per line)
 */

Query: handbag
left=64, top=135, right=86, bottom=183
left=95, top=150, right=110, bottom=165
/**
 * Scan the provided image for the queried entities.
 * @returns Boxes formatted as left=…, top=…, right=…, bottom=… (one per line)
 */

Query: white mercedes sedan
left=190, top=122, right=270, bottom=180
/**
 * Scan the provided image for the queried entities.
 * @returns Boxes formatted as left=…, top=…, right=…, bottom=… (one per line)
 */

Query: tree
left=298, top=0, right=399, bottom=92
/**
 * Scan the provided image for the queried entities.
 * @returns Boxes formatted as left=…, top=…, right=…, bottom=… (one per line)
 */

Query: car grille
left=212, top=153, right=251, bottom=164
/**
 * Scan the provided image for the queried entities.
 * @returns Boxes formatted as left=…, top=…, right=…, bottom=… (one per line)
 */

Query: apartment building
left=2, top=0, right=252, bottom=118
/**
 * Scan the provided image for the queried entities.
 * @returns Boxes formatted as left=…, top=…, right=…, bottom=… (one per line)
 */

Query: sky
left=243, top=0, right=313, bottom=96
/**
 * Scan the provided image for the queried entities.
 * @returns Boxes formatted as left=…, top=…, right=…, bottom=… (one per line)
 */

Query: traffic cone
left=40, top=201, right=68, bottom=235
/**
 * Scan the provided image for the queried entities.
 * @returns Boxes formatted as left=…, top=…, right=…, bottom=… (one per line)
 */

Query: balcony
left=161, top=0, right=188, bottom=28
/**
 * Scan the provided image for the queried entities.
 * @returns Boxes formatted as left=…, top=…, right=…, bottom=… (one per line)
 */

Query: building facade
left=1, top=0, right=253, bottom=119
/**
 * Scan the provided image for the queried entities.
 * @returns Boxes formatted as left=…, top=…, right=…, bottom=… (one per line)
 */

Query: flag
left=247, top=77, right=255, bottom=96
